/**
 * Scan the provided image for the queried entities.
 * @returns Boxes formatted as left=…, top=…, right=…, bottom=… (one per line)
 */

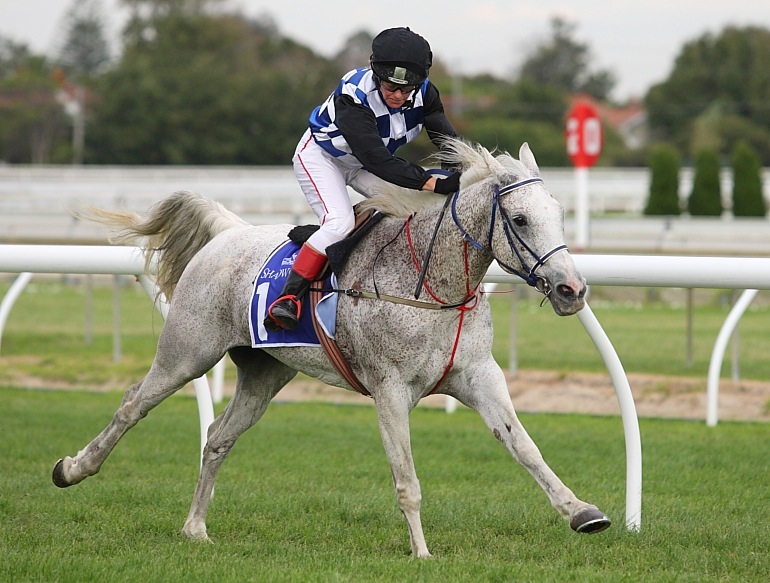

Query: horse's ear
left=519, top=142, right=541, bottom=177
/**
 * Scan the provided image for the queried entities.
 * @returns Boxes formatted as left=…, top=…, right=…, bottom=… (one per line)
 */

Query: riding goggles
left=378, top=80, right=418, bottom=94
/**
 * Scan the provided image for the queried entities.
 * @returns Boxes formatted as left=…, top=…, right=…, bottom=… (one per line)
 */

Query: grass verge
left=1, top=388, right=769, bottom=582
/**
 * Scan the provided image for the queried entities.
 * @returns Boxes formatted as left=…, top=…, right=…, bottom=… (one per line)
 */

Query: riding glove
left=433, top=171, right=462, bottom=195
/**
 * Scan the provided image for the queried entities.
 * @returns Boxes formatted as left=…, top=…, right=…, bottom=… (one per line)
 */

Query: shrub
left=731, top=140, right=766, bottom=217
left=688, top=149, right=722, bottom=216
left=644, top=144, right=681, bottom=215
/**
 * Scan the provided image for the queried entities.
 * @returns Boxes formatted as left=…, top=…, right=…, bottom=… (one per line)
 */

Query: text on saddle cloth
left=248, top=240, right=339, bottom=348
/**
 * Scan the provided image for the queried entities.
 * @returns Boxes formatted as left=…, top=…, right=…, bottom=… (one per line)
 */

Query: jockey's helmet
left=370, top=27, right=432, bottom=87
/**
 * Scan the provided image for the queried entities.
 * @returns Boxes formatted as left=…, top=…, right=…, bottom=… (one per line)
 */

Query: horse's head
left=448, top=140, right=586, bottom=316
left=490, top=143, right=586, bottom=315
left=355, top=138, right=586, bottom=315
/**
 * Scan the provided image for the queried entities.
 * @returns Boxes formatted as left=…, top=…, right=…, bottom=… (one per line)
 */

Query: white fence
left=4, top=246, right=770, bottom=531
left=3, top=164, right=770, bottom=214
left=3, top=166, right=770, bottom=255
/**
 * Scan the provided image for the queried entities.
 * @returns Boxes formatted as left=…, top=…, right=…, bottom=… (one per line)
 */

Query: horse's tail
left=80, top=190, right=248, bottom=300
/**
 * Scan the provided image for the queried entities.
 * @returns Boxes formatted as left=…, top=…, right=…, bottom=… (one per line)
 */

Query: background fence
left=2, top=165, right=770, bottom=254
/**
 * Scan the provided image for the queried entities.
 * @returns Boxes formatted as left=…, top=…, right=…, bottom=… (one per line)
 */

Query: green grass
left=1, top=389, right=768, bottom=582
left=0, top=278, right=164, bottom=386
left=2, top=279, right=769, bottom=388
left=489, top=288, right=770, bottom=380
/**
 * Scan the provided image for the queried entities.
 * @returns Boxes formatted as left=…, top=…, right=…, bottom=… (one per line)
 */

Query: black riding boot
left=264, top=270, right=312, bottom=332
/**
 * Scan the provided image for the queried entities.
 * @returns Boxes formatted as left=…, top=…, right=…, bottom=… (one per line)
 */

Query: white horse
left=52, top=139, right=610, bottom=558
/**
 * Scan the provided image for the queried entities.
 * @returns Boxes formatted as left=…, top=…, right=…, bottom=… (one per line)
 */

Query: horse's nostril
left=556, top=284, right=587, bottom=302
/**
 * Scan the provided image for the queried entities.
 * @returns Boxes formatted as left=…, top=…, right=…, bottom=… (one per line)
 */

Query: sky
left=2, top=0, right=770, bottom=101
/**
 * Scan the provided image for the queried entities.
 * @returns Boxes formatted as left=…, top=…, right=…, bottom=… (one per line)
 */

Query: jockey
left=264, top=26, right=462, bottom=332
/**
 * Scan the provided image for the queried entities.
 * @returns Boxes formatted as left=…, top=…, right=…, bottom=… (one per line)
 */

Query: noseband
left=450, top=177, right=568, bottom=292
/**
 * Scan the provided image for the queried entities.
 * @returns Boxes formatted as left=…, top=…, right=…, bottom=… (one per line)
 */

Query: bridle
left=342, top=174, right=568, bottom=306
left=450, top=176, right=568, bottom=296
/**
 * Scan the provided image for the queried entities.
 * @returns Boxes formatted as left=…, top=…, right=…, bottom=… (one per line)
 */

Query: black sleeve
left=422, top=82, right=458, bottom=148
left=335, top=94, right=430, bottom=190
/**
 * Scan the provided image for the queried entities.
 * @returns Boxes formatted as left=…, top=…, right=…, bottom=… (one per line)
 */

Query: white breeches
left=293, top=130, right=390, bottom=254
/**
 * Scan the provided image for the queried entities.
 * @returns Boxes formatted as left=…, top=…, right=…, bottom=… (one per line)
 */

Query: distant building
left=568, top=94, right=648, bottom=150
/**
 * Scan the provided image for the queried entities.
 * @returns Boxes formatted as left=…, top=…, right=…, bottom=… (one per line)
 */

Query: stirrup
left=264, top=295, right=302, bottom=331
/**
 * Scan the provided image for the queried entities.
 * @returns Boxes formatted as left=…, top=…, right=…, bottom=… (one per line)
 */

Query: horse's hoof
left=52, top=459, right=72, bottom=488
left=570, top=507, right=611, bottom=534
left=182, top=525, right=212, bottom=543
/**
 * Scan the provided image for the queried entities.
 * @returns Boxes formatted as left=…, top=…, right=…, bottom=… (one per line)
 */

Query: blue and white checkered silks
left=309, top=68, right=429, bottom=160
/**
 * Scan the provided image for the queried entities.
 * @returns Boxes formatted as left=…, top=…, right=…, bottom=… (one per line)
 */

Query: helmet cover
left=370, top=27, right=432, bottom=86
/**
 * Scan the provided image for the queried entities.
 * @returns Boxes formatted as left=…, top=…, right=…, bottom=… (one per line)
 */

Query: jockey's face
left=379, top=81, right=415, bottom=108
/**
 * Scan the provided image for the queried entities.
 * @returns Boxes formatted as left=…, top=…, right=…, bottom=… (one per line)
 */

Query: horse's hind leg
left=52, top=313, right=225, bottom=488
left=182, top=347, right=296, bottom=542
left=447, top=358, right=611, bottom=534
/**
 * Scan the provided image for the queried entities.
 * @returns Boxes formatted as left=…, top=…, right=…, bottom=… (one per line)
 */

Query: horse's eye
left=512, top=215, right=527, bottom=227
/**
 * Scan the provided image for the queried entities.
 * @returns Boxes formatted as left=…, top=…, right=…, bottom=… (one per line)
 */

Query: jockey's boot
left=264, top=243, right=327, bottom=332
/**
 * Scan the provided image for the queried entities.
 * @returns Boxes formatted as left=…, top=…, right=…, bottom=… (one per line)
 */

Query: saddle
left=287, top=207, right=383, bottom=278
left=278, top=205, right=472, bottom=398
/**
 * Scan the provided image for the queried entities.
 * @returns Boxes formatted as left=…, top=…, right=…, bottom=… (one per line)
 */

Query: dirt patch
left=5, top=368, right=769, bottom=423
left=275, top=370, right=770, bottom=423
left=506, top=370, right=770, bottom=422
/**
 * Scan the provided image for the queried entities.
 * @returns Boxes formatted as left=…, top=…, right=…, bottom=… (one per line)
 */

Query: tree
left=731, top=141, right=766, bottom=217
left=517, top=17, right=616, bottom=100
left=496, top=78, right=567, bottom=125
left=645, top=26, right=770, bottom=164
left=334, top=30, right=372, bottom=72
left=56, top=0, right=111, bottom=77
left=0, top=38, right=70, bottom=163
left=54, top=0, right=112, bottom=163
left=87, top=5, right=338, bottom=164
left=687, top=149, right=723, bottom=216
left=0, top=36, right=33, bottom=79
left=644, top=144, right=681, bottom=215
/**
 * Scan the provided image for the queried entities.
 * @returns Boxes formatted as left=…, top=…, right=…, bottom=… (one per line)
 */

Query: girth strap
left=308, top=284, right=370, bottom=397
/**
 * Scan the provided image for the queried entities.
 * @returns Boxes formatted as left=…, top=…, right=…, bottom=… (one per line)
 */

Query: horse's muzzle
left=547, top=275, right=587, bottom=316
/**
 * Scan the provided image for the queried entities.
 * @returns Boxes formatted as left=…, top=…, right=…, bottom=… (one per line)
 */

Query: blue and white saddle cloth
left=248, top=240, right=338, bottom=348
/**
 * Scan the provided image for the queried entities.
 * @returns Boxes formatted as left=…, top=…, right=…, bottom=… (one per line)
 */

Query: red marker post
left=565, top=101, right=602, bottom=250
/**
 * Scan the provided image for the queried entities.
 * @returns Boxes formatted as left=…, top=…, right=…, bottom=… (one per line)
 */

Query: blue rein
left=450, top=176, right=568, bottom=288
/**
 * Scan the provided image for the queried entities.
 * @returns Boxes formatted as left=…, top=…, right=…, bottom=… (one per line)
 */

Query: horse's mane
left=357, top=138, right=531, bottom=218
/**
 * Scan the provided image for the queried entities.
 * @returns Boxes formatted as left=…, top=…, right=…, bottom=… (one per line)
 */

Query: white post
left=731, top=289, right=741, bottom=383
left=706, top=289, right=758, bottom=427
left=575, top=167, right=590, bottom=250
left=577, top=303, right=642, bottom=532
left=211, top=357, right=226, bottom=404
left=138, top=275, right=215, bottom=462
left=0, top=272, right=34, bottom=355
left=508, top=286, right=518, bottom=375
left=685, top=288, right=693, bottom=367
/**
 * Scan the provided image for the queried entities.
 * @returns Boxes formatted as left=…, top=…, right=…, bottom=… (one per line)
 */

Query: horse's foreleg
left=374, top=391, right=431, bottom=559
left=447, top=360, right=610, bottom=534
left=183, top=348, right=296, bottom=542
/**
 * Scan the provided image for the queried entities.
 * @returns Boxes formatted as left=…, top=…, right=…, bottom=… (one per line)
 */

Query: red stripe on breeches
left=293, top=130, right=357, bottom=254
